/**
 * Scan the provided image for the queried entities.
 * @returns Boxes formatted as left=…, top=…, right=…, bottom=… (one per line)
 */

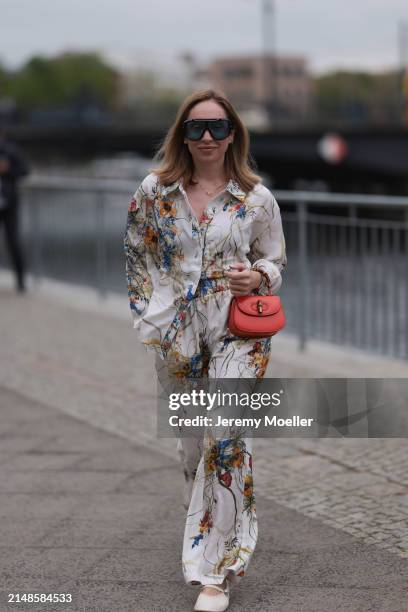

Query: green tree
left=314, top=71, right=375, bottom=122
left=314, top=69, right=401, bottom=125
left=4, top=52, right=120, bottom=111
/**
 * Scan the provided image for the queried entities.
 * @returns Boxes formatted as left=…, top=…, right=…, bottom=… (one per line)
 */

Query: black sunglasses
left=183, top=118, right=233, bottom=141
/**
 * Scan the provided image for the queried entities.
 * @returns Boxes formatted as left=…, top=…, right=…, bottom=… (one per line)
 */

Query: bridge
left=11, top=125, right=408, bottom=194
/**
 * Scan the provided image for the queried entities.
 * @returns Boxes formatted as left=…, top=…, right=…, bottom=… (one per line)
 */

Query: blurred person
left=124, top=89, right=286, bottom=611
left=0, top=125, right=30, bottom=292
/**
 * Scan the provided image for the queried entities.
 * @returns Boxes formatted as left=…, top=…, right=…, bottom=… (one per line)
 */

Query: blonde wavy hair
left=150, top=89, right=262, bottom=194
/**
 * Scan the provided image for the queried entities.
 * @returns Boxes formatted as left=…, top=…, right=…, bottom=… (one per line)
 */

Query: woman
left=0, top=125, right=30, bottom=293
left=124, top=89, right=286, bottom=611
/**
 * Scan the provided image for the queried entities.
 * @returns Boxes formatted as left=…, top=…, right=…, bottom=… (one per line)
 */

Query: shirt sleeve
left=123, top=182, right=153, bottom=327
left=248, top=189, right=287, bottom=295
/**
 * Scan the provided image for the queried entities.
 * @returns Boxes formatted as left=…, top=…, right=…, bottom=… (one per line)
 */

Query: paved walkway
left=0, top=271, right=408, bottom=610
left=1, top=387, right=408, bottom=612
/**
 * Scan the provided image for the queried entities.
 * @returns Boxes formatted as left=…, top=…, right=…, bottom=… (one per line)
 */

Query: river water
left=0, top=153, right=406, bottom=360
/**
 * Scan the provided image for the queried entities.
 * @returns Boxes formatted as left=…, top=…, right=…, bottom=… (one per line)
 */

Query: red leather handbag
left=228, top=295, right=286, bottom=338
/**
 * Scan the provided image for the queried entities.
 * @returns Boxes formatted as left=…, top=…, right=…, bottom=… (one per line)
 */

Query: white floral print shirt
left=124, top=172, right=287, bottom=356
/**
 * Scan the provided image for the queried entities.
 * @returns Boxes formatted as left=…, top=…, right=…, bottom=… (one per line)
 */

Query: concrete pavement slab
left=1, top=387, right=408, bottom=612
left=1, top=274, right=408, bottom=609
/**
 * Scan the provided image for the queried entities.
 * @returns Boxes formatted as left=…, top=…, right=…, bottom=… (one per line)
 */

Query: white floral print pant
left=154, top=277, right=272, bottom=587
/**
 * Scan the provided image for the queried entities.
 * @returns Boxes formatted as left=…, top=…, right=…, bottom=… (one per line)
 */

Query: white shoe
left=193, top=581, right=230, bottom=612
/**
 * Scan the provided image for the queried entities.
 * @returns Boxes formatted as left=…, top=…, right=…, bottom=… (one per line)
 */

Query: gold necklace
left=192, top=177, right=228, bottom=197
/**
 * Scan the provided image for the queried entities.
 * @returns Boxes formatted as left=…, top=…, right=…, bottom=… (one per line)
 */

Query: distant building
left=201, top=54, right=313, bottom=126
left=102, top=50, right=194, bottom=109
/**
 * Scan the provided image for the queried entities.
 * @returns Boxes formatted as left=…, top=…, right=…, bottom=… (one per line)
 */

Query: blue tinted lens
left=185, top=121, right=205, bottom=140
left=209, top=120, right=230, bottom=140
left=184, top=119, right=231, bottom=140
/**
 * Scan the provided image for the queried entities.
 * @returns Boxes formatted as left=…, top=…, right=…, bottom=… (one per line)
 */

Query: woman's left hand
left=224, top=262, right=262, bottom=296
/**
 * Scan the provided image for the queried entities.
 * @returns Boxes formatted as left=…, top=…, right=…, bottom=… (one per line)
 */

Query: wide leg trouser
left=154, top=281, right=272, bottom=587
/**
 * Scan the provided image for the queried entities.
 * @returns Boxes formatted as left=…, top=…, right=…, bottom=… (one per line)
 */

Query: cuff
left=251, top=262, right=282, bottom=295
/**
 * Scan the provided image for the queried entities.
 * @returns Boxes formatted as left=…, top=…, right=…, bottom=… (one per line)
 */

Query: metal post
left=29, top=188, right=43, bottom=287
left=95, top=190, right=107, bottom=299
left=405, top=209, right=408, bottom=358
left=348, top=205, right=357, bottom=348
left=398, top=20, right=408, bottom=125
left=261, top=0, right=276, bottom=124
left=297, top=200, right=308, bottom=351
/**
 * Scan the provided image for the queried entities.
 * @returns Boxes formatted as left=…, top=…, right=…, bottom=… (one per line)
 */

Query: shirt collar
left=161, top=178, right=246, bottom=201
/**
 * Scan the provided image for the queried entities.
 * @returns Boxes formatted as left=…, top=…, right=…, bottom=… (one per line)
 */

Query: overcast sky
left=1, top=0, right=408, bottom=74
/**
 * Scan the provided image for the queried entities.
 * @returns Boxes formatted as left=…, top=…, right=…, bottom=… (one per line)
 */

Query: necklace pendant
left=192, top=177, right=228, bottom=198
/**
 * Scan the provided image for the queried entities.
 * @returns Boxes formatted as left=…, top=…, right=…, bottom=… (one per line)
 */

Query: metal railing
left=1, top=176, right=406, bottom=359
left=20, top=176, right=136, bottom=297
left=276, top=190, right=408, bottom=358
